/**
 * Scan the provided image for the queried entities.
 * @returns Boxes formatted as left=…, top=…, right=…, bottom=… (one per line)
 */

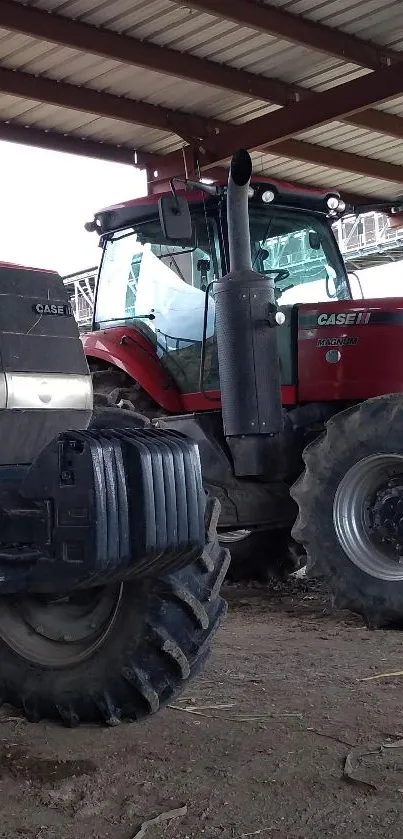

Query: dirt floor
left=2, top=580, right=403, bottom=839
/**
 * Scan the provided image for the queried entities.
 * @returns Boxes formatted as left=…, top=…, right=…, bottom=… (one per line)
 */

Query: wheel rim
left=219, top=530, right=251, bottom=544
left=0, top=585, right=123, bottom=668
left=333, top=454, right=403, bottom=581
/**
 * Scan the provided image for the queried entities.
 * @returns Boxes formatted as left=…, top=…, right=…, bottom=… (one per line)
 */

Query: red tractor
left=83, top=150, right=403, bottom=627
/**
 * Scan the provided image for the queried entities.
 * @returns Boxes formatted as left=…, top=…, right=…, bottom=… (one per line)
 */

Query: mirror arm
left=169, top=178, right=181, bottom=214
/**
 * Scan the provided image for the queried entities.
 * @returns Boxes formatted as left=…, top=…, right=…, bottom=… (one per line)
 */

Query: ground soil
left=1, top=580, right=403, bottom=839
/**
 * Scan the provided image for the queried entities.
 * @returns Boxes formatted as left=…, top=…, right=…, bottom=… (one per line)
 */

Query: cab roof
left=93, top=175, right=343, bottom=237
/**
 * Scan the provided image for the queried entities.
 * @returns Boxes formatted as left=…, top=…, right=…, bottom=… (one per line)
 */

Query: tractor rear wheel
left=291, top=394, right=403, bottom=627
left=0, top=499, right=229, bottom=725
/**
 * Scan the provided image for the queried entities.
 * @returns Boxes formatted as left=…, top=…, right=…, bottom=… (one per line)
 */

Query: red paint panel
left=298, top=298, right=403, bottom=402
left=181, top=391, right=221, bottom=412
left=102, top=176, right=328, bottom=215
left=181, top=384, right=297, bottom=412
left=281, top=385, right=298, bottom=405
left=84, top=327, right=298, bottom=415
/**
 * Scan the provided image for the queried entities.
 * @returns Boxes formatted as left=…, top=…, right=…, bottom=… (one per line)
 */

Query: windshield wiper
left=98, top=312, right=155, bottom=324
left=161, top=248, right=186, bottom=282
left=252, top=219, right=273, bottom=268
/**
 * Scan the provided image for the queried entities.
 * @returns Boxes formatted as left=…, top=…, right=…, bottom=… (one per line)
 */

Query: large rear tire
left=0, top=498, right=229, bottom=725
left=291, top=395, right=403, bottom=627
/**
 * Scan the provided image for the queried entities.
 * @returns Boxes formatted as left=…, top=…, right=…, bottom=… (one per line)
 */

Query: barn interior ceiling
left=1, top=0, right=403, bottom=199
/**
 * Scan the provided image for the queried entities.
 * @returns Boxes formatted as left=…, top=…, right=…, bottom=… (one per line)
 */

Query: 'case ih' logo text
left=317, top=311, right=371, bottom=327
left=33, top=302, right=73, bottom=316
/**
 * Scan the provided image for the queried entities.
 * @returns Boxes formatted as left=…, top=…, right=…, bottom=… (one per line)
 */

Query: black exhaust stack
left=214, top=150, right=283, bottom=478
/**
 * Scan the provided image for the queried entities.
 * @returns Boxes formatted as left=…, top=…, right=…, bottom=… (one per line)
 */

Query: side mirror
left=158, top=194, right=192, bottom=240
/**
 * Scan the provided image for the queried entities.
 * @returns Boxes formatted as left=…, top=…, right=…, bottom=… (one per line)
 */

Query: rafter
left=0, top=67, right=401, bottom=189
left=272, top=139, right=403, bottom=185
left=0, top=0, right=299, bottom=107
left=2, top=57, right=403, bottom=190
left=152, top=135, right=403, bottom=186
left=350, top=110, right=403, bottom=139
left=0, top=119, right=399, bottom=203
left=194, top=60, right=403, bottom=168
left=0, top=121, right=157, bottom=167
left=183, top=0, right=397, bottom=70
left=2, top=0, right=403, bottom=143
left=0, top=66, right=222, bottom=140
left=1, top=0, right=403, bottom=145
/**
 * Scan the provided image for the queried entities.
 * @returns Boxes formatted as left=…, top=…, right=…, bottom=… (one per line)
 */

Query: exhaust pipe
left=214, top=150, right=283, bottom=478
left=227, top=149, right=253, bottom=272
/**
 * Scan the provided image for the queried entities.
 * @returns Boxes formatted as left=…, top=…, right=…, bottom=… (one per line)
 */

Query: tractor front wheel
left=291, top=395, right=403, bottom=628
left=0, top=504, right=229, bottom=725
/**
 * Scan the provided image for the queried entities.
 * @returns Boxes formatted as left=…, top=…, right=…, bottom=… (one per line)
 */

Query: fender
left=82, top=326, right=183, bottom=413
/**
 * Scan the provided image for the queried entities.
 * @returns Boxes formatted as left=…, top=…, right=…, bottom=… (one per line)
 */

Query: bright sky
left=0, top=140, right=146, bottom=276
left=357, top=260, right=403, bottom=300
left=1, top=138, right=403, bottom=298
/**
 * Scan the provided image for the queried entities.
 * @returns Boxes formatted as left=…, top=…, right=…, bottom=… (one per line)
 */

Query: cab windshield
left=95, top=211, right=219, bottom=393
left=249, top=209, right=350, bottom=303
left=94, top=204, right=350, bottom=394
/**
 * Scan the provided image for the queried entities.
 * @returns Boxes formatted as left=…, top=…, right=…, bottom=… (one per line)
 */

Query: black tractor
left=0, top=262, right=228, bottom=725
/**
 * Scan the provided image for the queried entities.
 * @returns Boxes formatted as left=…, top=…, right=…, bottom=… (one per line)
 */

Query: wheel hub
left=370, top=479, right=403, bottom=558
left=0, top=586, right=123, bottom=668
left=333, top=453, right=403, bottom=581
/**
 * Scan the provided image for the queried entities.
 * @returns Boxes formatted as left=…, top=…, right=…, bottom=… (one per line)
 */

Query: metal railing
left=334, top=212, right=403, bottom=270
left=63, top=266, right=97, bottom=330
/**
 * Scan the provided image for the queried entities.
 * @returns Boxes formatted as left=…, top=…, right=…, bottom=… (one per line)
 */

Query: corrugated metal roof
left=252, top=150, right=403, bottom=198
left=298, top=122, right=403, bottom=163
left=264, top=0, right=403, bottom=50
left=26, top=0, right=369, bottom=92
left=0, top=0, right=402, bottom=200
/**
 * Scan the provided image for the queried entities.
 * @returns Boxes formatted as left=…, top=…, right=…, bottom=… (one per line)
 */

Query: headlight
left=262, top=189, right=276, bottom=204
left=326, top=195, right=340, bottom=210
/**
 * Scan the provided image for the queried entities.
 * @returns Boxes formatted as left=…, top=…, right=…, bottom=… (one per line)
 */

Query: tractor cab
left=84, top=177, right=350, bottom=401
